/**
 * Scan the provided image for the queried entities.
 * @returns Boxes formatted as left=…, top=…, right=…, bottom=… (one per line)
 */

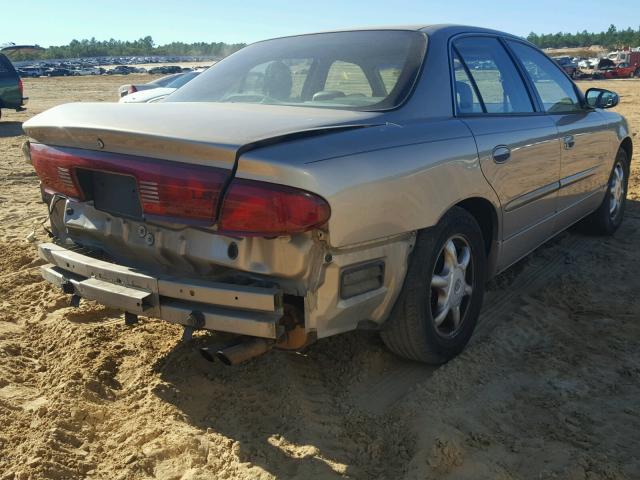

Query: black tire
left=581, top=148, right=629, bottom=235
left=381, top=207, right=487, bottom=364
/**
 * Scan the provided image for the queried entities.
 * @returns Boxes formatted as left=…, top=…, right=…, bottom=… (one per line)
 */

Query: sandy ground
left=0, top=76, right=639, bottom=479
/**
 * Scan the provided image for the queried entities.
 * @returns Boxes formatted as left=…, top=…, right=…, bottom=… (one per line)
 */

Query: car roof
left=256, top=24, right=525, bottom=42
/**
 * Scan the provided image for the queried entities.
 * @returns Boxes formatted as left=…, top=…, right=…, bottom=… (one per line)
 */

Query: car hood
left=23, top=102, right=382, bottom=169
left=119, top=87, right=176, bottom=103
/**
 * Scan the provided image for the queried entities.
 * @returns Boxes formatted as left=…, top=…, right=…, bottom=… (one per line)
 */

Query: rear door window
left=452, top=51, right=482, bottom=113
left=506, top=41, right=582, bottom=113
left=453, top=36, right=534, bottom=114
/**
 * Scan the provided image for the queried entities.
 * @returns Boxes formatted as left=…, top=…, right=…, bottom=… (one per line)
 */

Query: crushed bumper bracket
left=38, top=242, right=284, bottom=339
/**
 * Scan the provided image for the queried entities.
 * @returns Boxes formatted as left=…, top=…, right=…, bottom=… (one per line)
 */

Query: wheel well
left=455, top=198, right=497, bottom=256
left=620, top=137, right=633, bottom=164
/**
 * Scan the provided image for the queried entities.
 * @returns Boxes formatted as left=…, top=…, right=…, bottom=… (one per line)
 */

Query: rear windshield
left=166, top=30, right=427, bottom=111
left=165, top=71, right=200, bottom=89
left=0, top=54, right=18, bottom=77
left=149, top=73, right=181, bottom=87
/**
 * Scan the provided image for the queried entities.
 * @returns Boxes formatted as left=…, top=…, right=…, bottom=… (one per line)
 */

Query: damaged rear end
left=23, top=102, right=390, bottom=364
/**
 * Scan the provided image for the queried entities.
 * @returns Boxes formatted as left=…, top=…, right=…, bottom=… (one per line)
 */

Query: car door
left=452, top=36, right=561, bottom=270
left=506, top=40, right=612, bottom=229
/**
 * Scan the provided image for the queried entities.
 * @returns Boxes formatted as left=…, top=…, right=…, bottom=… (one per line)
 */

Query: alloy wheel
left=430, top=235, right=474, bottom=337
left=609, top=162, right=625, bottom=220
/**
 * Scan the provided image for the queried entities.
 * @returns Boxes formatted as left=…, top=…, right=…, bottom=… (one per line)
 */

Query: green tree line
left=11, top=26, right=640, bottom=61
left=527, top=25, right=640, bottom=49
left=10, top=36, right=246, bottom=60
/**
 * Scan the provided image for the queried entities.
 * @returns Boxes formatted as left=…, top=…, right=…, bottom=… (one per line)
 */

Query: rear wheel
left=381, top=207, right=486, bottom=364
left=581, top=148, right=629, bottom=235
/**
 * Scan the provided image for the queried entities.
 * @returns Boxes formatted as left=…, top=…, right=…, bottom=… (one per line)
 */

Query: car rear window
left=166, top=30, right=427, bottom=111
left=165, top=71, right=201, bottom=89
left=149, top=73, right=181, bottom=87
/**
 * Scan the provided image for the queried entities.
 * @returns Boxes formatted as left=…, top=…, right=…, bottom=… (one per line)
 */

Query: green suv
left=0, top=53, right=27, bottom=120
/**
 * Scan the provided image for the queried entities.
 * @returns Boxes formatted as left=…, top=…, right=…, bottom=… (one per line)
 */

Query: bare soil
left=0, top=76, right=639, bottom=479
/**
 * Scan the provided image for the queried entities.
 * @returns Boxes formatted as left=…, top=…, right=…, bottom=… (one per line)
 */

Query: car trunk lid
left=25, top=102, right=380, bottom=230
left=23, top=102, right=380, bottom=169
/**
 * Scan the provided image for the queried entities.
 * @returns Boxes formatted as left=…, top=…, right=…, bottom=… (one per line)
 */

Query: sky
left=2, top=0, right=640, bottom=47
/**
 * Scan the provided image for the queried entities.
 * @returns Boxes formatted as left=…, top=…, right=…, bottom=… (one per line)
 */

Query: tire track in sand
left=347, top=232, right=590, bottom=415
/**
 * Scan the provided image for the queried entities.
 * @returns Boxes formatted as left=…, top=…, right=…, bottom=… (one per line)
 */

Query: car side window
left=507, top=41, right=582, bottom=113
left=454, top=36, right=534, bottom=114
left=452, top=52, right=482, bottom=113
left=0, top=55, right=12, bottom=75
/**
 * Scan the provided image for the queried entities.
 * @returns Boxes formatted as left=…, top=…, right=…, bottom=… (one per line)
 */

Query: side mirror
left=585, top=88, right=619, bottom=109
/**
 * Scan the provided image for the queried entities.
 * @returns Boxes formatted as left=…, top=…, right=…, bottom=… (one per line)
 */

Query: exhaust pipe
left=200, top=337, right=272, bottom=366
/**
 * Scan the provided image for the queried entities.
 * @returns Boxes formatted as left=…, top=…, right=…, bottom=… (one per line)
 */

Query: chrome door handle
left=563, top=135, right=575, bottom=150
left=492, top=145, right=511, bottom=163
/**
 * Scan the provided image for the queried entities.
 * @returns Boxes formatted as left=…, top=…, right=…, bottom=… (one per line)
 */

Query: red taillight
left=30, top=144, right=228, bottom=225
left=128, top=85, right=137, bottom=94
left=31, top=144, right=83, bottom=199
left=218, top=178, right=331, bottom=236
left=29, top=144, right=331, bottom=235
left=137, top=163, right=226, bottom=224
left=18, top=78, right=24, bottom=97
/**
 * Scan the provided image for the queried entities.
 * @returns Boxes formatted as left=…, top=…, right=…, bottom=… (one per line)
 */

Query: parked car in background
left=17, top=66, right=45, bottom=78
left=119, top=71, right=201, bottom=103
left=72, top=67, right=101, bottom=76
left=552, top=56, right=578, bottom=77
left=44, top=67, right=72, bottom=77
left=24, top=25, right=632, bottom=366
left=118, top=73, right=183, bottom=98
left=148, top=65, right=182, bottom=75
left=602, top=62, right=640, bottom=78
left=0, top=53, right=27, bottom=119
left=107, top=65, right=137, bottom=75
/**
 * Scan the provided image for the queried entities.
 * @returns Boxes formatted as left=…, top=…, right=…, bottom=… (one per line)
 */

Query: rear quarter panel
left=236, top=118, right=500, bottom=247
left=596, top=110, right=632, bottom=169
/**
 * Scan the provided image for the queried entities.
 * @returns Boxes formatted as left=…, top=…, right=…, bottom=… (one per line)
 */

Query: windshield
left=166, top=30, right=427, bottom=110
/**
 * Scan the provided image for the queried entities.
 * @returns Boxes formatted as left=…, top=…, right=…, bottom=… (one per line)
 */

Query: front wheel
left=381, top=207, right=487, bottom=364
left=580, top=148, right=629, bottom=235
